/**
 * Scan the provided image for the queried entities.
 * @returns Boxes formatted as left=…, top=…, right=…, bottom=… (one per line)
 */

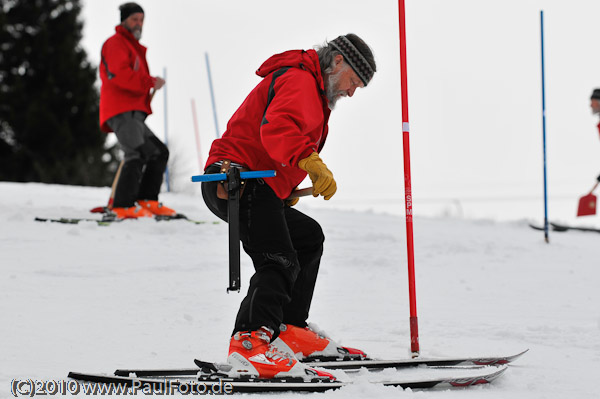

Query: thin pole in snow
left=540, top=11, right=549, bottom=243
left=191, top=98, right=204, bottom=173
left=398, top=0, right=419, bottom=357
left=205, top=52, right=221, bottom=139
left=163, top=67, right=170, bottom=192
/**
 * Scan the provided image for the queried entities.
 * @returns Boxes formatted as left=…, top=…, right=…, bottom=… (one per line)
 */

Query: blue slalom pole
left=540, top=11, right=549, bottom=243
left=205, top=52, right=221, bottom=139
left=163, top=67, right=171, bottom=192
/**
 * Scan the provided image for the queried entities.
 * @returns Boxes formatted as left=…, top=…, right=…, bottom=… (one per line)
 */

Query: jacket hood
left=256, top=50, right=324, bottom=92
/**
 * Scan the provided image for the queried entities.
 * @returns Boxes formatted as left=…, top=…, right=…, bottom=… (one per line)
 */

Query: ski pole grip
left=286, top=187, right=314, bottom=200
left=191, top=170, right=276, bottom=182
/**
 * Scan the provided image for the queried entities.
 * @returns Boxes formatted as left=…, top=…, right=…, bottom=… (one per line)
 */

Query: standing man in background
left=99, top=2, right=175, bottom=219
left=588, top=89, right=600, bottom=194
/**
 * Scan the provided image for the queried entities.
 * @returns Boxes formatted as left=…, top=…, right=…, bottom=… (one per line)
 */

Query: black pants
left=107, top=111, right=169, bottom=208
left=202, top=165, right=324, bottom=339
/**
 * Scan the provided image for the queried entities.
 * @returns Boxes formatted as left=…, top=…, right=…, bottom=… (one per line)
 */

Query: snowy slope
left=1, top=182, right=599, bottom=398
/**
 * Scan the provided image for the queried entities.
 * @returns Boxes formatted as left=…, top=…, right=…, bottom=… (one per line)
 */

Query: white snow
left=1, top=182, right=599, bottom=398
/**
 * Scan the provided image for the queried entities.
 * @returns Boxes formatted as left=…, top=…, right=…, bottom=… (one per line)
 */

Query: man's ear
left=331, top=54, right=344, bottom=73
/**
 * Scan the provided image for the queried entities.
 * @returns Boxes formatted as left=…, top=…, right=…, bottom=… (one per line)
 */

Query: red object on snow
left=577, top=193, right=597, bottom=217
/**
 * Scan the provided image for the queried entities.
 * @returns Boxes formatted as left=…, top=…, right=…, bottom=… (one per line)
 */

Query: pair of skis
left=35, top=211, right=212, bottom=226
left=68, top=349, right=527, bottom=393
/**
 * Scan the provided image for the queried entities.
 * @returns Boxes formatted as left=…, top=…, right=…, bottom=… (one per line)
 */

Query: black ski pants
left=107, top=111, right=169, bottom=208
left=202, top=165, right=324, bottom=339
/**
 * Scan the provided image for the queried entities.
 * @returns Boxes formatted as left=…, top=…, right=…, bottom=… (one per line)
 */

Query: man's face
left=591, top=99, right=600, bottom=115
left=325, top=55, right=364, bottom=110
left=122, top=12, right=144, bottom=40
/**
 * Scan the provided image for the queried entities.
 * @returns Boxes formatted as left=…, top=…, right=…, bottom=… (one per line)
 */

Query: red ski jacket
left=205, top=49, right=331, bottom=199
left=99, top=25, right=156, bottom=133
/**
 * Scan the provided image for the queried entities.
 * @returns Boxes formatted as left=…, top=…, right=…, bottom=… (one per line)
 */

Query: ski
left=529, top=222, right=600, bottom=233
left=305, top=348, right=527, bottom=370
left=110, top=349, right=527, bottom=377
left=67, top=371, right=341, bottom=393
left=34, top=214, right=214, bottom=226
left=550, top=222, right=600, bottom=233
left=68, top=364, right=507, bottom=393
left=528, top=223, right=545, bottom=231
left=34, top=216, right=118, bottom=226
left=154, top=213, right=216, bottom=225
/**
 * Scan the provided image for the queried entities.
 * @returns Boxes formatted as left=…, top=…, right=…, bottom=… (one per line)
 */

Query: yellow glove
left=285, top=197, right=299, bottom=207
left=298, top=152, right=337, bottom=200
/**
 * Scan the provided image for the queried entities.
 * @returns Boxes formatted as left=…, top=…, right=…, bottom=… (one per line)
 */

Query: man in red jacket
left=589, top=89, right=600, bottom=194
left=202, top=34, right=376, bottom=380
left=99, top=2, right=175, bottom=219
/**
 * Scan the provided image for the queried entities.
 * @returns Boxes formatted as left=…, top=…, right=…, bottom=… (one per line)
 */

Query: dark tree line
left=0, top=0, right=118, bottom=186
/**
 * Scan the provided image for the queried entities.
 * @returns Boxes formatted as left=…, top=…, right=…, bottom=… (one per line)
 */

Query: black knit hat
left=329, top=34, right=376, bottom=86
left=119, top=2, right=144, bottom=22
left=591, top=89, right=600, bottom=100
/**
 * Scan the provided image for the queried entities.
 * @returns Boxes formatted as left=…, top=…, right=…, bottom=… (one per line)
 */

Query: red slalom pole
left=398, top=0, right=420, bottom=357
left=191, top=98, right=204, bottom=173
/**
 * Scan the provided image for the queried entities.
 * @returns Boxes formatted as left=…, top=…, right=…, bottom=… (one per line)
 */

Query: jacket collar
left=115, top=25, right=143, bottom=47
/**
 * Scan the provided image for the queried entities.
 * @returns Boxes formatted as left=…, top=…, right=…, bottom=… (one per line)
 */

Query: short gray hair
left=316, top=43, right=342, bottom=75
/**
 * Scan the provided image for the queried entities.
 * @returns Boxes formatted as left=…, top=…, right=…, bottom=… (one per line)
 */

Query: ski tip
left=474, top=348, right=529, bottom=366
left=485, top=364, right=509, bottom=381
left=510, top=348, right=529, bottom=361
left=501, top=348, right=529, bottom=363
left=448, top=365, right=508, bottom=387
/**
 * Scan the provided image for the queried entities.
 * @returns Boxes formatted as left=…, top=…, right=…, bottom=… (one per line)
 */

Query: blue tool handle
left=191, top=170, right=276, bottom=182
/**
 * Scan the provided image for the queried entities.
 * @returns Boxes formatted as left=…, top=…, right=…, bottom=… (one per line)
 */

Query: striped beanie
left=330, top=34, right=376, bottom=86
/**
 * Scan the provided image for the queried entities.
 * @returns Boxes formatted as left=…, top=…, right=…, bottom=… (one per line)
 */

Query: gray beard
left=325, top=71, right=344, bottom=110
left=124, top=24, right=142, bottom=40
